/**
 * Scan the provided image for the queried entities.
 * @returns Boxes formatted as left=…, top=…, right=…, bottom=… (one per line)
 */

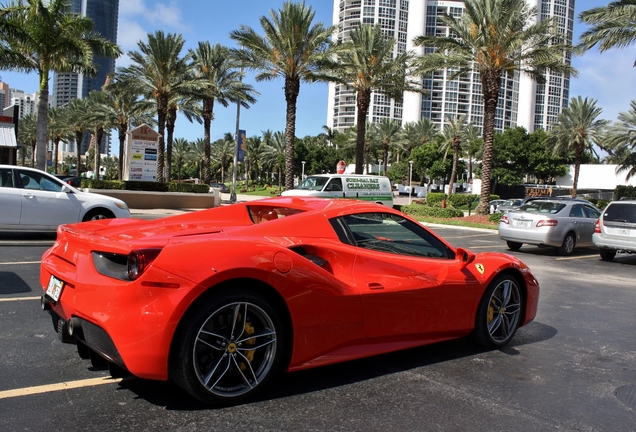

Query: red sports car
left=40, top=197, right=539, bottom=404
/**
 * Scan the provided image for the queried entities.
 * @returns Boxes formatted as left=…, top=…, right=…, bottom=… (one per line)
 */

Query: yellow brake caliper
left=488, top=300, right=495, bottom=324
left=239, top=322, right=256, bottom=371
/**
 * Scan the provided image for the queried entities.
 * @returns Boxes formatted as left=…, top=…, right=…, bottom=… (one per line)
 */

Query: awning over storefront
left=0, top=124, right=17, bottom=148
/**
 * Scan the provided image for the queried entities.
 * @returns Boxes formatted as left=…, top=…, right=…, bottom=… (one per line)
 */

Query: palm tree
left=83, top=90, right=116, bottom=179
left=117, top=31, right=194, bottom=182
left=47, top=106, right=73, bottom=174
left=402, top=118, right=439, bottom=157
left=172, top=137, right=191, bottom=181
left=0, top=0, right=120, bottom=171
left=166, top=94, right=201, bottom=180
left=66, top=97, right=92, bottom=177
left=189, top=42, right=258, bottom=184
left=260, top=131, right=286, bottom=191
left=102, top=76, right=155, bottom=179
left=602, top=100, right=636, bottom=181
left=212, top=133, right=236, bottom=183
left=439, top=115, right=468, bottom=197
left=230, top=1, right=335, bottom=190
left=414, top=0, right=576, bottom=214
left=374, top=119, right=402, bottom=175
left=330, top=24, right=421, bottom=174
left=17, top=113, right=37, bottom=167
left=191, top=138, right=208, bottom=180
left=544, top=96, right=609, bottom=197
left=578, top=0, right=636, bottom=65
left=244, top=135, right=263, bottom=189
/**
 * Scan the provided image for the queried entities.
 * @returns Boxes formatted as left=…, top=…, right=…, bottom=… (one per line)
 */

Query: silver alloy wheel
left=487, top=278, right=521, bottom=343
left=563, top=234, right=575, bottom=254
left=193, top=301, right=277, bottom=398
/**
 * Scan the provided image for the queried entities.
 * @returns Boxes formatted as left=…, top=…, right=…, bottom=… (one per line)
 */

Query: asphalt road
left=1, top=219, right=635, bottom=431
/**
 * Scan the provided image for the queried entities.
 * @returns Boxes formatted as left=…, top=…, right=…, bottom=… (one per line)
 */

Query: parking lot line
left=555, top=254, right=599, bottom=261
left=0, top=261, right=40, bottom=265
left=0, top=296, right=41, bottom=302
left=0, top=377, right=125, bottom=400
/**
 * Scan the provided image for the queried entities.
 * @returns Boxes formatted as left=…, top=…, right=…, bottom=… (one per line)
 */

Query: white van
left=281, top=174, right=394, bottom=206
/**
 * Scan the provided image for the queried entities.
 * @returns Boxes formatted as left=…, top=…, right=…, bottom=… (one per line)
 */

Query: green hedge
left=615, top=185, right=636, bottom=200
left=80, top=179, right=209, bottom=193
left=427, top=192, right=500, bottom=208
left=426, top=193, right=446, bottom=207
left=488, top=212, right=503, bottom=223
left=401, top=203, right=465, bottom=218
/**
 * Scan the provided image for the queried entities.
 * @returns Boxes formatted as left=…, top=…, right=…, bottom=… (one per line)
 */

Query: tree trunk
left=118, top=124, right=127, bottom=180
left=448, top=141, right=459, bottom=198
left=94, top=130, right=103, bottom=180
left=53, top=139, right=60, bottom=174
left=156, top=96, right=167, bottom=182
left=75, top=131, right=84, bottom=177
left=355, top=89, right=371, bottom=174
left=572, top=142, right=583, bottom=197
left=203, top=98, right=214, bottom=184
left=35, top=76, right=49, bottom=171
left=476, top=70, right=502, bottom=214
left=284, top=77, right=300, bottom=190
left=166, top=106, right=177, bottom=182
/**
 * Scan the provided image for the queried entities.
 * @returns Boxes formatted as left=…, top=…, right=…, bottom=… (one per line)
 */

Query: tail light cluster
left=594, top=219, right=601, bottom=233
left=500, top=215, right=510, bottom=225
left=536, top=219, right=558, bottom=228
left=92, top=248, right=163, bottom=281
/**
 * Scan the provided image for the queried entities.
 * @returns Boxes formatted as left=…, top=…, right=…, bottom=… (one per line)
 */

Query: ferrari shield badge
left=475, top=263, right=485, bottom=275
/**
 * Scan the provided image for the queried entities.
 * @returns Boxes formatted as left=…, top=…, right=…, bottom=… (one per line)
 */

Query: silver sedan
left=498, top=200, right=601, bottom=255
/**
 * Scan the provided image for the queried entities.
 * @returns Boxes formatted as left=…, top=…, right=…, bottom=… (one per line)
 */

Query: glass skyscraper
left=52, top=0, right=119, bottom=154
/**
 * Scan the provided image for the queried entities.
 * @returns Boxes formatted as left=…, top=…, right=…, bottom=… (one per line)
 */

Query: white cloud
left=570, top=49, right=636, bottom=123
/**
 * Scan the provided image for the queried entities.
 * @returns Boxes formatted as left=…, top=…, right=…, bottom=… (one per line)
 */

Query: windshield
left=297, top=176, right=329, bottom=191
left=518, top=202, right=566, bottom=214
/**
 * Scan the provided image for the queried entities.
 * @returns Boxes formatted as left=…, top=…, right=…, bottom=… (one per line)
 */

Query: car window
left=336, top=212, right=454, bottom=259
left=19, top=171, right=63, bottom=192
left=583, top=205, right=600, bottom=219
left=569, top=205, right=585, bottom=218
left=325, top=178, right=343, bottom=192
left=603, top=203, right=636, bottom=224
left=519, top=202, right=566, bottom=214
left=0, top=168, right=14, bottom=188
left=247, top=205, right=305, bottom=224
left=297, top=176, right=329, bottom=191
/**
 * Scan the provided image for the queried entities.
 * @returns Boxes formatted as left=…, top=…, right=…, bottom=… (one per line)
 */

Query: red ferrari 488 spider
left=40, top=197, right=539, bottom=404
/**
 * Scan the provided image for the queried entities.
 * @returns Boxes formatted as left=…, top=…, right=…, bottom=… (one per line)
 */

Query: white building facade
left=327, top=0, right=575, bottom=134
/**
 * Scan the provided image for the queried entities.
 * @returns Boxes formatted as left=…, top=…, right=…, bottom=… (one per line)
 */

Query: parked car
left=209, top=182, right=230, bottom=194
left=592, top=199, right=636, bottom=261
left=489, top=199, right=507, bottom=214
left=498, top=199, right=602, bottom=255
left=0, top=165, right=130, bottom=232
left=40, top=196, right=539, bottom=405
left=54, top=174, right=82, bottom=188
left=495, top=198, right=524, bottom=213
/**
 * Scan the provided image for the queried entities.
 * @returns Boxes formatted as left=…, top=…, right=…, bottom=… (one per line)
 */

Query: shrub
left=488, top=212, right=503, bottom=223
left=426, top=192, right=447, bottom=207
left=167, top=182, right=209, bottom=193
left=82, top=179, right=126, bottom=190
left=402, top=204, right=465, bottom=218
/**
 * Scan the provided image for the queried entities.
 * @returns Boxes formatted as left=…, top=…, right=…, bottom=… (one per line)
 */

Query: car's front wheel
left=83, top=208, right=115, bottom=221
left=600, top=249, right=616, bottom=261
left=170, top=289, right=285, bottom=405
left=473, top=274, right=523, bottom=348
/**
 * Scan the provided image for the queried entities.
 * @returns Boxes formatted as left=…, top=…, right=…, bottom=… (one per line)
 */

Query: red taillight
left=501, top=215, right=510, bottom=225
left=536, top=219, right=558, bottom=228
left=127, top=248, right=162, bottom=280
left=594, top=219, right=601, bottom=233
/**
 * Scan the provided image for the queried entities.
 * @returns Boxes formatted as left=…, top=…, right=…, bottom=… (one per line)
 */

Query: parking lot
left=1, top=221, right=635, bottom=431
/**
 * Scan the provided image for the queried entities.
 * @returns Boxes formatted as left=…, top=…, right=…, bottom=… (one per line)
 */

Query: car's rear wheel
left=600, top=249, right=616, bottom=261
left=82, top=208, right=115, bottom=221
left=473, top=274, right=523, bottom=348
left=170, top=289, right=285, bottom=405
left=557, top=232, right=575, bottom=256
left=506, top=241, right=522, bottom=251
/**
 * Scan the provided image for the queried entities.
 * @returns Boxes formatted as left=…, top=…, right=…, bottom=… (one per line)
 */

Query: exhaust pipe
left=67, top=317, right=82, bottom=336
left=41, top=296, right=52, bottom=311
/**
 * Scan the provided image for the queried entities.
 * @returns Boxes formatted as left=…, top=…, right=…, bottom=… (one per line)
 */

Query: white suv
left=593, top=199, right=636, bottom=261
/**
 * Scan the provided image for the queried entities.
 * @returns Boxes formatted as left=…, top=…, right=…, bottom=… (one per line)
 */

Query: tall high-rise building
left=52, top=0, right=119, bottom=155
left=9, top=89, right=39, bottom=118
left=327, top=0, right=574, bottom=134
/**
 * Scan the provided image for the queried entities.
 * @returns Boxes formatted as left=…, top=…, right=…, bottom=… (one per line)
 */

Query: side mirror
left=455, top=247, right=476, bottom=268
left=61, top=184, right=72, bottom=193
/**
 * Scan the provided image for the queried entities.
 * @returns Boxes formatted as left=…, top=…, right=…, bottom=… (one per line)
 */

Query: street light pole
left=408, top=160, right=413, bottom=205
left=301, top=161, right=306, bottom=182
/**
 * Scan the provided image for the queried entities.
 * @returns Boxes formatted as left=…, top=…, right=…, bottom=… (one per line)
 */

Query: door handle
left=368, top=282, right=384, bottom=290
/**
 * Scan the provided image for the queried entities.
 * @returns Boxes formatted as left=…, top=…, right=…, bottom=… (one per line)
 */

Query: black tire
left=557, top=232, right=576, bottom=256
left=506, top=241, right=522, bottom=251
left=473, top=273, right=523, bottom=348
left=600, top=249, right=616, bottom=261
left=82, top=208, right=115, bottom=222
left=170, top=289, right=285, bottom=405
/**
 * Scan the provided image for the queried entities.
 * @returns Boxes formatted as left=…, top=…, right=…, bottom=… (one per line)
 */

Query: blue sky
left=2, top=0, right=634, bottom=152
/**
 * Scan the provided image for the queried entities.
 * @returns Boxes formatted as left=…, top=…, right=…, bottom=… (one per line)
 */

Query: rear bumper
left=592, top=234, right=636, bottom=253
left=498, top=225, right=562, bottom=247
